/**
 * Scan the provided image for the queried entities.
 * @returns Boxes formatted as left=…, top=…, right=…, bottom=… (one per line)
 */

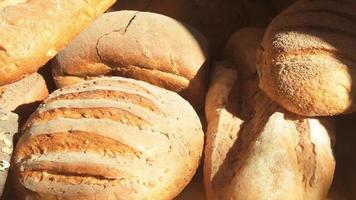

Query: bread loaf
left=0, top=0, right=116, bottom=86
left=52, top=11, right=209, bottom=109
left=12, top=77, right=204, bottom=200
left=204, top=28, right=335, bottom=200
left=257, top=0, right=356, bottom=116
left=0, top=73, right=48, bottom=112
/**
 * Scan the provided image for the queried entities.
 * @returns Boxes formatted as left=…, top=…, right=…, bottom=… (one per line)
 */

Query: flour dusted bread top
left=0, top=0, right=116, bottom=86
left=12, top=77, right=204, bottom=200
left=257, top=0, right=356, bottom=116
left=52, top=11, right=209, bottom=109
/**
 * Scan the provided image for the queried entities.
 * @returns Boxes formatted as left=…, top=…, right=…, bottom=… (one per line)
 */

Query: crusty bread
left=204, top=28, right=335, bottom=200
left=205, top=62, right=335, bottom=200
left=52, top=11, right=209, bottom=109
left=224, top=27, right=265, bottom=79
left=257, top=0, right=356, bottom=116
left=113, top=0, right=274, bottom=56
left=0, top=110, right=18, bottom=198
left=12, top=77, right=204, bottom=200
left=0, top=73, right=48, bottom=112
left=0, top=0, right=116, bottom=86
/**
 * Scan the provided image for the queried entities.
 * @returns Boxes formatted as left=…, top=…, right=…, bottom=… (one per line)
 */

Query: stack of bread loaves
left=0, top=1, right=116, bottom=198
left=11, top=10, right=207, bottom=200
left=204, top=0, right=356, bottom=199
left=2, top=0, right=356, bottom=199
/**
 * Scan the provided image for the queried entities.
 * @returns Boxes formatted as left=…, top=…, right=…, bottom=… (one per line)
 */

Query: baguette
left=0, top=0, right=116, bottom=86
left=12, top=77, right=204, bottom=200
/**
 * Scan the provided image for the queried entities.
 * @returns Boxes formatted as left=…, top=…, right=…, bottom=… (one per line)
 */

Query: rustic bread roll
left=0, top=0, right=116, bottom=86
left=52, top=11, right=209, bottom=109
left=12, top=77, right=204, bottom=200
left=257, top=0, right=356, bottom=116
left=0, top=110, right=18, bottom=198
left=204, top=28, right=335, bottom=200
left=205, top=62, right=335, bottom=200
left=0, top=73, right=48, bottom=112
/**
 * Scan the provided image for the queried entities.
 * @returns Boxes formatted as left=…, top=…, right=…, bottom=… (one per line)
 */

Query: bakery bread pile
left=0, top=0, right=356, bottom=199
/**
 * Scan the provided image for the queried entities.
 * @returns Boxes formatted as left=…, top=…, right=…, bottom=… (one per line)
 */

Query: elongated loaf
left=52, top=11, right=209, bottom=109
left=257, top=0, right=356, bottom=116
left=204, top=28, right=335, bottom=200
left=0, top=0, right=116, bottom=86
left=12, top=77, right=204, bottom=200
left=0, top=73, right=48, bottom=112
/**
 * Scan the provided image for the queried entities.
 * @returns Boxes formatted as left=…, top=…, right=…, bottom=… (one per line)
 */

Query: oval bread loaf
left=257, top=0, right=356, bottom=116
left=205, top=63, right=335, bottom=200
left=52, top=11, right=209, bottom=109
left=12, top=77, right=204, bottom=200
left=0, top=73, right=48, bottom=112
left=0, top=0, right=116, bottom=86
left=204, top=28, right=335, bottom=200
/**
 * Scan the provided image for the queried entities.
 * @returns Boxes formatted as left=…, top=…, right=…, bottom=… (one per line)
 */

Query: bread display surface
left=0, top=73, right=48, bottom=112
left=0, top=110, right=18, bottom=198
left=52, top=11, right=209, bottom=109
left=204, top=28, right=335, bottom=200
left=257, top=0, right=356, bottom=116
left=0, top=0, right=116, bottom=87
left=12, top=77, right=204, bottom=200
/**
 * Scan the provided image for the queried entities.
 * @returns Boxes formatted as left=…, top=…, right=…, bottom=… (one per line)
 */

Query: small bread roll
left=12, top=77, right=204, bottom=200
left=0, top=0, right=116, bottom=86
left=52, top=11, right=209, bottom=109
left=0, top=73, right=48, bottom=112
left=204, top=28, right=335, bottom=200
left=257, top=0, right=356, bottom=116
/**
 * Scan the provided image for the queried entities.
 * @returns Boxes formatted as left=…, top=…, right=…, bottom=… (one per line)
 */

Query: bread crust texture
left=12, top=77, right=204, bottom=200
left=52, top=11, right=210, bottom=109
left=257, top=0, right=356, bottom=116
left=0, top=0, right=116, bottom=86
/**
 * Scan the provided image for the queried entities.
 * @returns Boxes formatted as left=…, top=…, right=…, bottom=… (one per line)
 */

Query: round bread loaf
left=0, top=0, right=116, bottom=86
left=12, top=77, right=204, bottom=200
left=0, top=73, right=48, bottom=112
left=257, top=0, right=356, bottom=116
left=52, top=11, right=209, bottom=109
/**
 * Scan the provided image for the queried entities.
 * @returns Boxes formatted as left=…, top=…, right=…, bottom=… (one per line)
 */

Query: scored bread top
left=12, top=77, right=204, bottom=200
left=52, top=11, right=209, bottom=109
left=0, top=0, right=116, bottom=86
left=257, top=0, right=356, bottom=116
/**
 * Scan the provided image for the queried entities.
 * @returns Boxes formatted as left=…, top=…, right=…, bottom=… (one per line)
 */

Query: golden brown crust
left=204, top=28, right=335, bottom=200
left=13, top=77, right=204, bottom=200
left=0, top=0, right=116, bottom=86
left=0, top=73, right=48, bottom=112
left=257, top=0, right=356, bottom=116
left=52, top=11, right=209, bottom=109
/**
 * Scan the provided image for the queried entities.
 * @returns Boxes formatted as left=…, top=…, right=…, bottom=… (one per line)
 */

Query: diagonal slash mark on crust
left=124, top=12, right=139, bottom=33
left=95, top=12, right=140, bottom=62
